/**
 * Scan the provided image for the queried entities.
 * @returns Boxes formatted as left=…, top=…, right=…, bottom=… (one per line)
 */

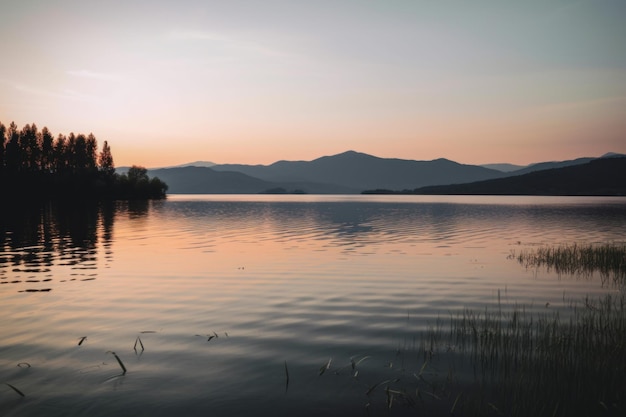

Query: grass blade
left=6, top=383, right=25, bottom=397
left=354, top=356, right=371, bottom=367
left=134, top=336, right=145, bottom=352
left=450, top=392, right=462, bottom=414
left=107, top=351, right=127, bottom=374
left=386, top=386, right=393, bottom=409
left=366, top=379, right=391, bottom=396
left=350, top=355, right=371, bottom=370
left=319, top=358, right=332, bottom=375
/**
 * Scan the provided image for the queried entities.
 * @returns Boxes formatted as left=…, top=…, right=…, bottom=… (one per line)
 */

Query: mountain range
left=118, top=151, right=625, bottom=195
left=408, top=156, right=626, bottom=196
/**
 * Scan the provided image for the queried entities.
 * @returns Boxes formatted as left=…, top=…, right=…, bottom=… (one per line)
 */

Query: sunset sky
left=1, top=0, right=625, bottom=167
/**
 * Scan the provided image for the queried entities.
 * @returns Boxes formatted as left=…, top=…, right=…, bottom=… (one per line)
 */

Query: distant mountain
left=212, top=150, right=506, bottom=191
left=172, top=160, right=216, bottom=168
left=409, top=157, right=626, bottom=196
left=601, top=152, right=626, bottom=158
left=147, top=166, right=269, bottom=194
left=480, top=163, right=526, bottom=172
left=118, top=151, right=625, bottom=195
left=116, top=161, right=216, bottom=175
left=146, top=166, right=358, bottom=194
left=508, top=157, right=597, bottom=176
left=501, top=153, right=623, bottom=176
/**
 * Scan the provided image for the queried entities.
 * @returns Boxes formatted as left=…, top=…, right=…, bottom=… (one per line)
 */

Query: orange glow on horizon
left=2, top=2, right=624, bottom=169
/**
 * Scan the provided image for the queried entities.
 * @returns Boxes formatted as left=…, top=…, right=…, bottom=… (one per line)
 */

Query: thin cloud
left=67, top=70, right=122, bottom=81
left=13, top=82, right=99, bottom=102
left=165, top=29, right=288, bottom=58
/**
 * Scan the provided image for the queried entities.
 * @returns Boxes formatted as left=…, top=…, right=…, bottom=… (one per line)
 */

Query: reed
left=134, top=336, right=144, bottom=352
left=327, top=291, right=625, bottom=416
left=107, top=351, right=127, bottom=374
left=416, top=292, right=626, bottom=416
left=5, top=383, right=25, bottom=397
left=319, top=358, right=332, bottom=376
left=515, top=242, right=626, bottom=285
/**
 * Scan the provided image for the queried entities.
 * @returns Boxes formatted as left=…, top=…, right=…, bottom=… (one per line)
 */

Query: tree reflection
left=0, top=201, right=126, bottom=292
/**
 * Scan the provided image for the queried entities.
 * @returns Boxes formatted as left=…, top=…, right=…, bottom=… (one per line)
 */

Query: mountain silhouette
left=211, top=150, right=505, bottom=191
left=479, top=153, right=626, bottom=175
left=506, top=157, right=596, bottom=176
left=409, top=157, right=626, bottom=196
left=121, top=151, right=625, bottom=195
left=148, top=166, right=271, bottom=193
left=480, top=163, right=526, bottom=172
left=147, top=166, right=359, bottom=194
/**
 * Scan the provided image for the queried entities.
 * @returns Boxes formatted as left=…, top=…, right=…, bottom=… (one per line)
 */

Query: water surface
left=1, top=195, right=625, bottom=416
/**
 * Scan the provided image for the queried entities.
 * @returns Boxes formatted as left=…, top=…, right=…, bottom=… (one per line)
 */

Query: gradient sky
left=1, top=0, right=625, bottom=167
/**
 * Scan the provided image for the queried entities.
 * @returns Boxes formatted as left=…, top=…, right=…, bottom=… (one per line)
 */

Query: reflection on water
left=0, top=201, right=107, bottom=292
left=0, top=201, right=154, bottom=293
left=1, top=195, right=625, bottom=416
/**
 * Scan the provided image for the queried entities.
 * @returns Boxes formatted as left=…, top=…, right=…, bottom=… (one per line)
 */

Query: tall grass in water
left=515, top=242, right=626, bottom=285
left=427, top=293, right=626, bottom=416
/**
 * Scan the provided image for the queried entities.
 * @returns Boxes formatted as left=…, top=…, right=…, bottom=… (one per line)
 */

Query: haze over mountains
left=120, top=151, right=625, bottom=195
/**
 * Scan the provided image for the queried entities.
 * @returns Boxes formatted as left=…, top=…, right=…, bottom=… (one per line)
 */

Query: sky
left=1, top=0, right=625, bottom=167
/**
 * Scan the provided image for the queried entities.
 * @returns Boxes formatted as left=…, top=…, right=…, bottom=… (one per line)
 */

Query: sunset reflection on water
left=1, top=195, right=625, bottom=416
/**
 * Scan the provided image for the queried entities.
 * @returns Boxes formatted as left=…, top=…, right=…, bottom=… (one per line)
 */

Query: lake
left=1, top=195, right=625, bottom=416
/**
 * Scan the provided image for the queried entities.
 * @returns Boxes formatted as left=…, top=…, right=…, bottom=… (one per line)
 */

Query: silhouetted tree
left=54, top=134, right=68, bottom=175
left=86, top=133, right=98, bottom=172
left=150, top=176, right=168, bottom=198
left=18, top=124, right=31, bottom=172
left=16, top=123, right=41, bottom=172
left=65, top=133, right=77, bottom=174
left=0, top=120, right=168, bottom=200
left=73, top=133, right=89, bottom=174
left=117, top=165, right=167, bottom=199
left=127, top=165, right=149, bottom=184
left=41, top=127, right=54, bottom=173
left=98, top=140, right=115, bottom=178
left=5, top=122, right=20, bottom=173
left=0, top=122, right=6, bottom=174
left=66, top=132, right=97, bottom=175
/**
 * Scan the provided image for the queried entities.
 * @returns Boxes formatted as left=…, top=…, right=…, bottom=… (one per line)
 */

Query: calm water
left=1, top=195, right=625, bottom=416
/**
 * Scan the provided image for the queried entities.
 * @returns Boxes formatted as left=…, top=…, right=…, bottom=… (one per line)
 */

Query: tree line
left=0, top=121, right=167, bottom=200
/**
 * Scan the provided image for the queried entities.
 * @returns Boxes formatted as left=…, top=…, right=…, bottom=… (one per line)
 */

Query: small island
left=0, top=121, right=167, bottom=200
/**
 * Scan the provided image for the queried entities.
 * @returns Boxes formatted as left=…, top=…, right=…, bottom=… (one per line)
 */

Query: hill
left=118, top=151, right=625, bottom=195
left=211, top=150, right=506, bottom=191
left=508, top=157, right=596, bottom=176
left=480, top=163, right=526, bottom=172
left=494, top=153, right=624, bottom=176
left=147, top=166, right=358, bottom=194
left=408, top=157, right=626, bottom=196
